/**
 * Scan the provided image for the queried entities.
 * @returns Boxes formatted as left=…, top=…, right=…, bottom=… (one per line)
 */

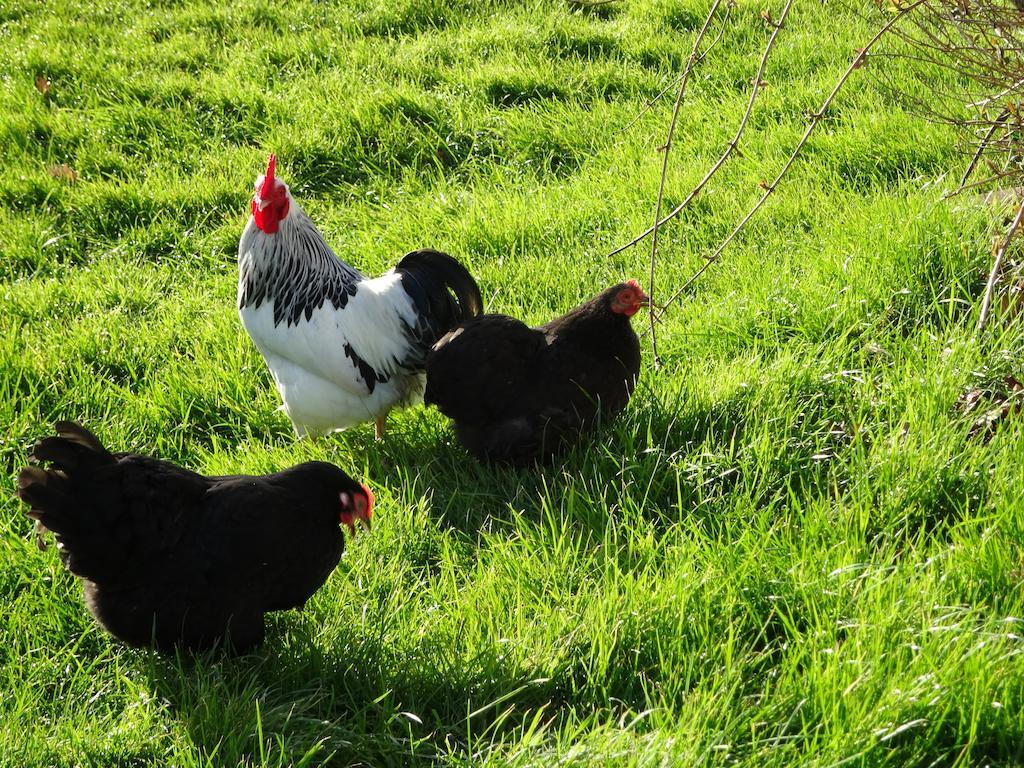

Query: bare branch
left=644, top=0, right=726, bottom=365
left=618, top=1, right=736, bottom=135
left=609, top=0, right=793, bottom=258
left=977, top=195, right=1024, bottom=333
left=841, top=0, right=1024, bottom=210
left=944, top=168, right=1021, bottom=199
left=944, top=111, right=1009, bottom=198
left=658, top=0, right=931, bottom=316
left=966, top=74, right=1024, bottom=108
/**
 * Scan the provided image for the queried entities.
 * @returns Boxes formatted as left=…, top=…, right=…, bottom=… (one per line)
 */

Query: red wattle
left=252, top=198, right=285, bottom=234
left=360, top=483, right=374, bottom=517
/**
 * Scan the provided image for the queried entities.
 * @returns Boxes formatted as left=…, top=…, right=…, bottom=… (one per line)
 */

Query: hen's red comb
left=360, top=483, right=374, bottom=518
left=260, top=154, right=277, bottom=199
left=627, top=279, right=642, bottom=290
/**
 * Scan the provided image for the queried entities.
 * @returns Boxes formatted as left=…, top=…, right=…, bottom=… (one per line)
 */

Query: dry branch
left=619, top=1, right=736, bottom=135
left=657, top=0, right=930, bottom=317
left=859, top=0, right=1024, bottom=333
left=977, top=196, right=1024, bottom=332
left=862, top=1, right=1024, bottom=174
left=946, top=109, right=1009, bottom=198
left=644, top=0, right=726, bottom=365
left=944, top=168, right=1020, bottom=199
left=609, top=0, right=793, bottom=259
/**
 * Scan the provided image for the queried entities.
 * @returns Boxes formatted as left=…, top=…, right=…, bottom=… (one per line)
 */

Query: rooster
left=425, top=281, right=649, bottom=463
left=17, top=421, right=372, bottom=653
left=238, top=154, right=483, bottom=439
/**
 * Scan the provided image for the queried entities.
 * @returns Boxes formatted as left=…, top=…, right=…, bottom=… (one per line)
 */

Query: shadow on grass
left=342, top=383, right=751, bottom=528
left=338, top=386, right=757, bottom=539
left=137, top=621, right=569, bottom=766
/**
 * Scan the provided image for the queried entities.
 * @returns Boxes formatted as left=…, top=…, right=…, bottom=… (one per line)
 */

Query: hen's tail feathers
left=395, top=249, right=483, bottom=358
left=17, top=422, right=115, bottom=545
left=30, top=421, right=114, bottom=472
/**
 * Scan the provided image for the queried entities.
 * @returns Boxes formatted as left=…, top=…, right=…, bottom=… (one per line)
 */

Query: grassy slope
left=1, top=0, right=1022, bottom=765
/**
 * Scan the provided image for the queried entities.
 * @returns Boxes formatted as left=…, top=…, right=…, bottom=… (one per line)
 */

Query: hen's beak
left=639, top=292, right=667, bottom=312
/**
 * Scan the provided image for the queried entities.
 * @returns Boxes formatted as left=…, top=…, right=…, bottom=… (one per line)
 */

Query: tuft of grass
left=2, top=1, right=1023, bottom=766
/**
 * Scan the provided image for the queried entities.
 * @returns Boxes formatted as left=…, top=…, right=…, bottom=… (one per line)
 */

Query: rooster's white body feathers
left=237, top=160, right=482, bottom=438
left=238, top=266, right=424, bottom=437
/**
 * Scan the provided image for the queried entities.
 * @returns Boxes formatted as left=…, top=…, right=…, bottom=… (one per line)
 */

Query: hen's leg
left=374, top=414, right=387, bottom=441
left=34, top=520, right=49, bottom=551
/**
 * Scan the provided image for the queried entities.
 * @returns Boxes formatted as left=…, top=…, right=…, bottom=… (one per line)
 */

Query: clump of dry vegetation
left=874, top=0, right=1024, bottom=328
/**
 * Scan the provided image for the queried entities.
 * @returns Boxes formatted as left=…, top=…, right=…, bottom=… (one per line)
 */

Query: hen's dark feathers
left=17, top=422, right=362, bottom=653
left=425, top=284, right=642, bottom=464
left=453, top=407, right=582, bottom=465
left=425, top=315, right=544, bottom=425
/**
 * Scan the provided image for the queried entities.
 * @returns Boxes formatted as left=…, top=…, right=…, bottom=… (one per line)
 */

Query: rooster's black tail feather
left=395, top=249, right=483, bottom=366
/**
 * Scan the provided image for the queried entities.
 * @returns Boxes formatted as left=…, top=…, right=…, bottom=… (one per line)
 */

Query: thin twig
left=943, top=168, right=1021, bottom=199
left=620, top=76, right=688, bottom=136
left=944, top=109, right=1010, bottom=198
left=609, top=0, right=793, bottom=258
left=857, top=0, right=1024, bottom=216
left=658, top=0, right=930, bottom=316
left=646, top=0, right=725, bottom=365
left=966, top=74, right=1024, bottom=109
left=618, top=1, right=736, bottom=135
left=977, top=195, right=1024, bottom=333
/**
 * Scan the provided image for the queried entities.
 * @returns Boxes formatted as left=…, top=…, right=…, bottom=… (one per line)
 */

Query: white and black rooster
left=238, top=154, right=483, bottom=439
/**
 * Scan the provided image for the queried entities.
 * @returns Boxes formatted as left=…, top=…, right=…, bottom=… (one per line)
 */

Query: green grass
left=1, top=0, right=1023, bottom=765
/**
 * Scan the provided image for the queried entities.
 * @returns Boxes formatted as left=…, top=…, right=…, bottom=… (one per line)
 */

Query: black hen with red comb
left=16, top=422, right=372, bottom=653
left=424, top=282, right=648, bottom=464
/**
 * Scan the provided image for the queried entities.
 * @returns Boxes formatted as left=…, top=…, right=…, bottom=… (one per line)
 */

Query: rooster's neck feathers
left=238, top=204, right=364, bottom=327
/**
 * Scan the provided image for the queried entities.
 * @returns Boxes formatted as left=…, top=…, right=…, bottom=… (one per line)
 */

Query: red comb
left=260, top=154, right=277, bottom=199
left=360, top=482, right=374, bottom=518
left=627, top=279, right=642, bottom=290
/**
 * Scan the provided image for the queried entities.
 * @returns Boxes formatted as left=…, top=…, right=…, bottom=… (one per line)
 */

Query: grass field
left=2, top=0, right=1023, bottom=765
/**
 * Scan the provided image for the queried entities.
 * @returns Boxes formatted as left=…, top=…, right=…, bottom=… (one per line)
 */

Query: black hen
left=16, top=422, right=372, bottom=653
left=425, top=281, right=648, bottom=463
